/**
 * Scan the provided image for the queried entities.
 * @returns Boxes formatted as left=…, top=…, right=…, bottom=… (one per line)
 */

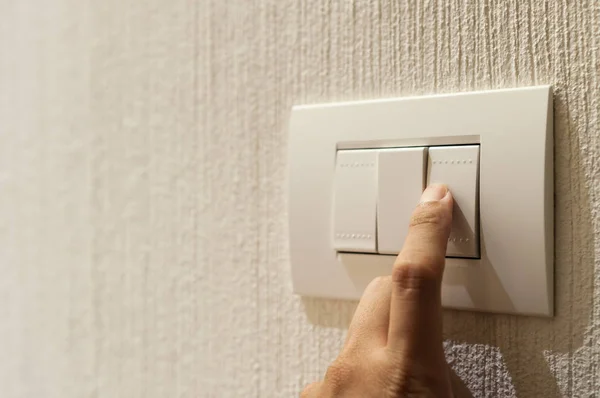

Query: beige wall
left=1, top=1, right=599, bottom=397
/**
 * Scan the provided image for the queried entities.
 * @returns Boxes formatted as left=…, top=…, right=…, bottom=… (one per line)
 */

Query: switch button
left=333, top=150, right=378, bottom=253
left=427, top=145, right=480, bottom=258
left=377, top=147, right=427, bottom=254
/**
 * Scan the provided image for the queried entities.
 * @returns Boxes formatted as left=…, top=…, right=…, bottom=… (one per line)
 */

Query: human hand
left=302, top=184, right=456, bottom=398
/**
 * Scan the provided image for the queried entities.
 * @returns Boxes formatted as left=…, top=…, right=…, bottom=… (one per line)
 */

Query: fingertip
left=420, top=184, right=453, bottom=223
left=439, top=186, right=453, bottom=206
left=420, top=184, right=448, bottom=203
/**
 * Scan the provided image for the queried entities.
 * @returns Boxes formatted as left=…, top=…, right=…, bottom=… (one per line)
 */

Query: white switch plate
left=288, top=86, right=553, bottom=316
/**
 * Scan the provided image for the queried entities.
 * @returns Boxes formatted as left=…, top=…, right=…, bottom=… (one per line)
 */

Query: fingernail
left=421, top=184, right=448, bottom=203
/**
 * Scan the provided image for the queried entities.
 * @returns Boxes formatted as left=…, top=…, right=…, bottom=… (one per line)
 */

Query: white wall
left=1, top=1, right=599, bottom=397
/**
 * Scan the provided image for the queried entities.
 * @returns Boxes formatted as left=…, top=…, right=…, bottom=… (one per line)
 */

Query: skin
left=301, top=184, right=457, bottom=398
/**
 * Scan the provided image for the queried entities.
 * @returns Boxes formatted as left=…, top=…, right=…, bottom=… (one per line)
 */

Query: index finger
left=387, top=184, right=453, bottom=355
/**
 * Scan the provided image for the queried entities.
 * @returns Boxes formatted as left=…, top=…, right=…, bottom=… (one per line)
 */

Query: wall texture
left=1, top=1, right=599, bottom=397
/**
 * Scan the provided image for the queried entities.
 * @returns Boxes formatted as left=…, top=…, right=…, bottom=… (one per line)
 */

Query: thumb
left=387, top=184, right=453, bottom=354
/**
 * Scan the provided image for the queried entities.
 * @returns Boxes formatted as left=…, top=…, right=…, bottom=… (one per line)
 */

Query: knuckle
left=382, top=359, right=448, bottom=397
left=359, top=276, right=391, bottom=304
left=368, top=347, right=391, bottom=371
left=323, top=359, right=355, bottom=391
left=410, top=201, right=447, bottom=228
left=391, top=260, right=440, bottom=291
left=367, top=275, right=388, bottom=290
left=365, top=350, right=396, bottom=391
left=300, top=382, right=320, bottom=398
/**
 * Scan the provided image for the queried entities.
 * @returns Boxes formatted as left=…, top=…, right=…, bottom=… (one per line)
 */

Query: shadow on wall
left=301, top=94, right=595, bottom=398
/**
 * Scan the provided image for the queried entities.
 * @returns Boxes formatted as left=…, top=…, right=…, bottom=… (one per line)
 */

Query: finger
left=300, top=382, right=322, bottom=398
left=344, top=276, right=392, bottom=351
left=387, top=184, right=453, bottom=356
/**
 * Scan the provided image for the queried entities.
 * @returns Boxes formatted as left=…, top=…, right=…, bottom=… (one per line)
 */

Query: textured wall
left=0, top=1, right=599, bottom=397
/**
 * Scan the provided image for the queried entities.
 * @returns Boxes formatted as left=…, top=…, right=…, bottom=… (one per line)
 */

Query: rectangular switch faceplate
left=288, top=86, right=554, bottom=316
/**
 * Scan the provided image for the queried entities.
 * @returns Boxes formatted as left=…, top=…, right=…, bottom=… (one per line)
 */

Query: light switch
left=377, top=147, right=427, bottom=254
left=333, top=150, right=377, bottom=253
left=427, top=145, right=480, bottom=258
left=290, top=87, right=554, bottom=316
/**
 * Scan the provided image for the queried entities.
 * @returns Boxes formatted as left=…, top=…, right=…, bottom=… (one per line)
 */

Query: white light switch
left=289, top=86, right=554, bottom=316
left=427, top=145, right=480, bottom=258
left=333, top=150, right=377, bottom=253
left=377, top=147, right=427, bottom=254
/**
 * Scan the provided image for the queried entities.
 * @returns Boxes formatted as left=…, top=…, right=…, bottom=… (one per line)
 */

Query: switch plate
left=427, top=145, right=480, bottom=258
left=288, top=86, right=553, bottom=316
